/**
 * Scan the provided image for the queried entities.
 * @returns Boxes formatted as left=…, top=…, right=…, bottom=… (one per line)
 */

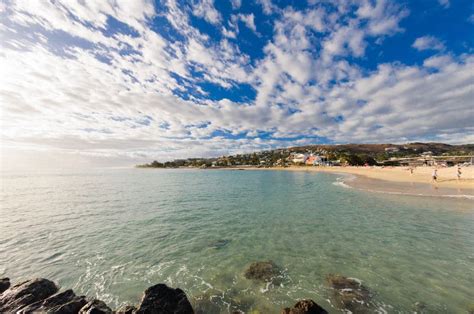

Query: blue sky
left=0, top=0, right=473, bottom=168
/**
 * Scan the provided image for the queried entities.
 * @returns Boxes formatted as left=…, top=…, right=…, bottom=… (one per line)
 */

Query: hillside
left=137, top=142, right=474, bottom=168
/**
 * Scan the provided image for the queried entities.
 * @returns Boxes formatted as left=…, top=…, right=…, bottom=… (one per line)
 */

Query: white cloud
left=412, top=35, right=445, bottom=51
left=468, top=14, right=474, bottom=24
left=237, top=13, right=257, bottom=33
left=0, top=0, right=472, bottom=169
left=192, top=0, right=221, bottom=25
left=257, top=0, right=277, bottom=15
left=230, top=0, right=241, bottom=10
left=438, top=0, right=450, bottom=8
left=423, top=54, right=453, bottom=68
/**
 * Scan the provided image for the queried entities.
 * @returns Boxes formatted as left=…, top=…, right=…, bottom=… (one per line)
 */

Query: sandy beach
left=241, top=165, right=474, bottom=197
left=318, top=166, right=472, bottom=188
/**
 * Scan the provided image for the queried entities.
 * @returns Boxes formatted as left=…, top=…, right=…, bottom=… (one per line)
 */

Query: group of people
left=430, top=166, right=462, bottom=183
left=408, top=165, right=463, bottom=183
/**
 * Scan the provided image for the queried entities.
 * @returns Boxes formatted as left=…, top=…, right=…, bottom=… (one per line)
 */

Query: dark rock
left=79, top=299, right=112, bottom=313
left=282, top=299, right=328, bottom=314
left=326, top=274, right=372, bottom=312
left=413, top=301, right=428, bottom=313
left=19, top=289, right=87, bottom=313
left=136, top=283, right=194, bottom=314
left=0, top=278, right=58, bottom=312
left=0, top=278, right=10, bottom=294
left=116, top=304, right=137, bottom=314
left=210, top=239, right=230, bottom=249
left=244, top=260, right=281, bottom=282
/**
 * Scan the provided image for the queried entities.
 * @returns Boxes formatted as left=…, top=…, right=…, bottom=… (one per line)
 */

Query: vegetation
left=137, top=143, right=474, bottom=168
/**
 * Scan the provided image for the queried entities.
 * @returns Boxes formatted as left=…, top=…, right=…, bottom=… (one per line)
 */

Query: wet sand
left=341, top=173, right=473, bottom=199
left=314, top=166, right=474, bottom=190
left=241, top=166, right=474, bottom=198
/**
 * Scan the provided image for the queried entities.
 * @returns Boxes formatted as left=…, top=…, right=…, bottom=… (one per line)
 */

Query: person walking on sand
left=431, top=168, right=438, bottom=183
left=457, top=166, right=462, bottom=180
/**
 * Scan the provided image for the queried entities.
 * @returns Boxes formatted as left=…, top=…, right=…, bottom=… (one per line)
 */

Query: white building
left=292, top=153, right=307, bottom=164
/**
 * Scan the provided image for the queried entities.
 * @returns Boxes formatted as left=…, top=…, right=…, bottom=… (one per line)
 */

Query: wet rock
left=326, top=274, right=372, bottom=312
left=468, top=303, right=474, bottom=314
left=116, top=304, right=137, bottom=313
left=136, top=283, right=194, bottom=314
left=19, top=289, right=87, bottom=313
left=413, top=301, right=428, bottom=313
left=282, top=299, right=328, bottom=314
left=79, top=299, right=112, bottom=313
left=210, top=239, right=230, bottom=249
left=244, top=260, right=281, bottom=282
left=0, top=278, right=10, bottom=294
left=0, top=278, right=58, bottom=312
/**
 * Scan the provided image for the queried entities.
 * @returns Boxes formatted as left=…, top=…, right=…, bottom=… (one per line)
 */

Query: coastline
left=237, top=165, right=474, bottom=198
left=0, top=277, right=328, bottom=313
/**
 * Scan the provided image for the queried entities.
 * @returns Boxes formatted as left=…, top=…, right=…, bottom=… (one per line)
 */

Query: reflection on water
left=1, top=169, right=473, bottom=313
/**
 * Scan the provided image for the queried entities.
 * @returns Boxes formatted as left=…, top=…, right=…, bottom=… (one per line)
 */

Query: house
left=305, top=155, right=326, bottom=166
left=384, top=147, right=399, bottom=153
left=292, top=153, right=307, bottom=164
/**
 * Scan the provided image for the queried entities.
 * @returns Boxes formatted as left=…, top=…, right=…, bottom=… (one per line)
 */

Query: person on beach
left=457, top=166, right=462, bottom=180
left=431, top=168, right=438, bottom=183
left=409, top=167, right=414, bottom=175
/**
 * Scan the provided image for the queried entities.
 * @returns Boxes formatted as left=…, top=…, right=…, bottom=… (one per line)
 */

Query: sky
left=0, top=0, right=473, bottom=170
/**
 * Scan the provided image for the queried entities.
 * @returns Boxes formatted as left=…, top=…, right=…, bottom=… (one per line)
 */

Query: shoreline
left=0, top=277, right=328, bottom=313
left=234, top=165, right=474, bottom=198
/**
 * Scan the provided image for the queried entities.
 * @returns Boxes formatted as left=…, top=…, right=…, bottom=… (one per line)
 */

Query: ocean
left=1, top=168, right=473, bottom=313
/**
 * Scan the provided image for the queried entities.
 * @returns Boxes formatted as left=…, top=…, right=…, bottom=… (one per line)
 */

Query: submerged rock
left=192, top=294, right=221, bottom=314
left=244, top=260, right=282, bottom=282
left=468, top=303, right=474, bottom=314
left=0, top=278, right=10, bottom=294
left=326, top=274, right=372, bottom=312
left=210, top=239, right=231, bottom=249
left=0, top=278, right=58, bottom=312
left=136, top=283, right=194, bottom=314
left=282, top=299, right=328, bottom=314
left=79, top=299, right=112, bottom=313
left=412, top=301, right=428, bottom=313
left=19, top=289, right=87, bottom=313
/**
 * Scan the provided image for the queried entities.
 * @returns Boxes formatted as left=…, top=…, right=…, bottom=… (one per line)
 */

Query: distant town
left=137, top=143, right=474, bottom=169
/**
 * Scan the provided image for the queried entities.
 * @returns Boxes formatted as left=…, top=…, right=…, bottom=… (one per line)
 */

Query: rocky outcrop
left=79, top=299, right=112, bottom=313
left=326, top=274, right=372, bottom=312
left=282, top=299, right=328, bottom=314
left=0, top=278, right=58, bottom=312
left=116, top=304, right=137, bottom=313
left=19, top=289, right=87, bottom=313
left=0, top=278, right=10, bottom=294
left=0, top=278, right=194, bottom=314
left=244, top=260, right=282, bottom=282
left=136, top=283, right=194, bottom=314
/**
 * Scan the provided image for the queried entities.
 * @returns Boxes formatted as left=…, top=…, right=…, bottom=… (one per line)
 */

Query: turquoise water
left=1, top=169, right=473, bottom=313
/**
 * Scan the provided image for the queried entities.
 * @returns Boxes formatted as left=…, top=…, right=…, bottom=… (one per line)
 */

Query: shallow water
left=1, top=169, right=473, bottom=313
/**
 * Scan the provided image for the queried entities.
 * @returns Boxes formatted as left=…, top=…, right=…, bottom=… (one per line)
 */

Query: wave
left=332, top=173, right=356, bottom=189
left=331, top=176, right=474, bottom=200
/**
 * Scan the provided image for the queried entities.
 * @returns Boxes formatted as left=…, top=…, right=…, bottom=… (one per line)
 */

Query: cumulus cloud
left=230, top=0, right=241, bottom=10
left=0, top=0, right=472, bottom=169
left=412, top=35, right=445, bottom=51
left=192, top=0, right=221, bottom=25
left=237, top=13, right=257, bottom=33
